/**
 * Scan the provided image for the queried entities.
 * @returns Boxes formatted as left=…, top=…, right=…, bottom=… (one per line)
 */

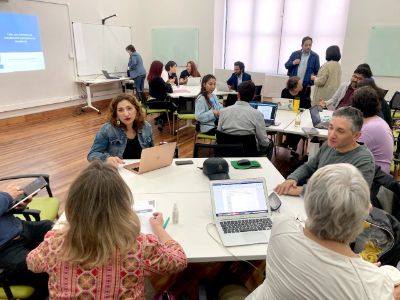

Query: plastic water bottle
left=172, top=203, right=179, bottom=224
left=294, top=109, right=303, bottom=127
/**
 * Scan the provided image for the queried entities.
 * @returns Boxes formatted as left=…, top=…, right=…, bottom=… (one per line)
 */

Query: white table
left=168, top=85, right=236, bottom=99
left=284, top=109, right=333, bottom=138
left=76, top=77, right=130, bottom=113
left=267, top=109, right=297, bottom=133
left=118, top=157, right=305, bottom=262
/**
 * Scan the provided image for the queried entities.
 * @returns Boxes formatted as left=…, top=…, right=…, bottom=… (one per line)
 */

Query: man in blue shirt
left=285, top=36, right=320, bottom=108
left=226, top=61, right=252, bottom=91
left=0, top=185, right=53, bottom=299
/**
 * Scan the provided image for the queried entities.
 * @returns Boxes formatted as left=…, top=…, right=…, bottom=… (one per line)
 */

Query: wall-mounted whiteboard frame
left=151, top=28, right=199, bottom=66
left=72, top=22, right=132, bottom=76
left=367, top=25, right=400, bottom=77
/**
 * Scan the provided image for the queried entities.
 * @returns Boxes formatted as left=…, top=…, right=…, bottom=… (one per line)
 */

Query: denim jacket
left=87, top=121, right=154, bottom=161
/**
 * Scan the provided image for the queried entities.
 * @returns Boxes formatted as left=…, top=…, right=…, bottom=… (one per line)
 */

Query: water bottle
left=294, top=109, right=303, bottom=127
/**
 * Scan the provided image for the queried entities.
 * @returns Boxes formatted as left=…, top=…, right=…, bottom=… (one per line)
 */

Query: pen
left=163, top=217, right=170, bottom=229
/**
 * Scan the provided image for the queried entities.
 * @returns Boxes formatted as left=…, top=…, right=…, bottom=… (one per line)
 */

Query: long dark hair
left=197, top=74, right=216, bottom=108
left=147, top=60, right=163, bottom=83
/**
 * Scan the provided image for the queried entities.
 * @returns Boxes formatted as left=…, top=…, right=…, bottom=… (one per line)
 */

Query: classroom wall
left=341, top=0, right=400, bottom=100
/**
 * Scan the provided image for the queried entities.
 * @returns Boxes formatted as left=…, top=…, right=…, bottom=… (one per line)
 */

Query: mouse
left=237, top=159, right=251, bottom=166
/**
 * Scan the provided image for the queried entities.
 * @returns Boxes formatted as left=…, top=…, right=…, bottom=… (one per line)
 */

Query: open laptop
left=309, top=105, right=330, bottom=129
left=216, top=81, right=231, bottom=92
left=271, top=98, right=293, bottom=111
left=186, top=77, right=201, bottom=86
left=102, top=70, right=121, bottom=79
left=123, top=142, right=176, bottom=174
left=210, top=178, right=272, bottom=247
left=250, top=102, right=278, bottom=127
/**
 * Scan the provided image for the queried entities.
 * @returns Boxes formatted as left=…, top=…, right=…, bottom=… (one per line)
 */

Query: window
left=224, top=0, right=350, bottom=74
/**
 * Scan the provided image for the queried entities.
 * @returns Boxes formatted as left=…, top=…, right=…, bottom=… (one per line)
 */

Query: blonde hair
left=304, top=163, right=370, bottom=244
left=61, top=160, right=140, bottom=266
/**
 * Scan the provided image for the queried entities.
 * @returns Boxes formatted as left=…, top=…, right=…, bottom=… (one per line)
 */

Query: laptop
left=309, top=105, right=330, bottom=129
left=102, top=70, right=121, bottom=79
left=250, top=102, right=278, bottom=127
left=210, top=178, right=273, bottom=247
left=271, top=97, right=293, bottom=111
left=186, top=77, right=201, bottom=86
left=217, top=81, right=231, bottom=92
left=123, top=142, right=176, bottom=174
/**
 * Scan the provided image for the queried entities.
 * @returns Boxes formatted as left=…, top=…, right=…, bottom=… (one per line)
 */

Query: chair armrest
left=10, top=208, right=41, bottom=222
left=0, top=174, right=53, bottom=197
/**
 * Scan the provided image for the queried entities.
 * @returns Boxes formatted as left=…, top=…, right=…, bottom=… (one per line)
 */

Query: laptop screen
left=256, top=103, right=277, bottom=121
left=211, top=180, right=268, bottom=217
left=309, top=106, right=322, bottom=127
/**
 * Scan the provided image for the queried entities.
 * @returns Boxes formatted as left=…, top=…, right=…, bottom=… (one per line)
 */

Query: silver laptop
left=186, top=77, right=201, bottom=86
left=102, top=70, right=121, bottom=79
left=217, top=81, right=231, bottom=92
left=271, top=98, right=293, bottom=110
left=210, top=178, right=272, bottom=247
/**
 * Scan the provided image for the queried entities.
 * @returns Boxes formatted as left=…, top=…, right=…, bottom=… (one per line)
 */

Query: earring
left=117, top=120, right=120, bottom=126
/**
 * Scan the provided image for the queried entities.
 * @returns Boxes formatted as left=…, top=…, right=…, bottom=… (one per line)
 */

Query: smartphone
left=175, top=160, right=194, bottom=165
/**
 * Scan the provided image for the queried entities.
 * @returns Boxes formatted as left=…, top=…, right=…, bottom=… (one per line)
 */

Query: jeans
left=134, top=74, right=146, bottom=93
left=0, top=220, right=53, bottom=300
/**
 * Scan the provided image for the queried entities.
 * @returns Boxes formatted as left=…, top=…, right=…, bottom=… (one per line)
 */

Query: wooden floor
left=0, top=99, right=298, bottom=212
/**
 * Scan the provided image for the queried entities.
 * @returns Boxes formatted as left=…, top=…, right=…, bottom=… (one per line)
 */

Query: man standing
left=274, top=107, right=375, bottom=196
left=217, top=81, right=270, bottom=151
left=285, top=36, right=320, bottom=108
left=226, top=61, right=252, bottom=91
left=320, top=65, right=372, bottom=110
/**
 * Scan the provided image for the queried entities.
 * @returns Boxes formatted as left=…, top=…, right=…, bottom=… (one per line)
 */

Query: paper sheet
left=134, top=200, right=156, bottom=234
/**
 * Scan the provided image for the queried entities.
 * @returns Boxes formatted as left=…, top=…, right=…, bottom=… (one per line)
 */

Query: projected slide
left=0, top=13, right=45, bottom=73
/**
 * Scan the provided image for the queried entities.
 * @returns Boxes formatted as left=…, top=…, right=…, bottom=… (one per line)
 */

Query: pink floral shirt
left=27, top=231, right=187, bottom=299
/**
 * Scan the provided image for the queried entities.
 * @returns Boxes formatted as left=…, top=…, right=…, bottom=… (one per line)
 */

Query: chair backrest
left=253, top=85, right=263, bottom=101
left=382, top=89, right=389, bottom=98
left=216, top=130, right=258, bottom=157
left=193, top=143, right=245, bottom=158
left=390, top=91, right=400, bottom=111
left=177, top=96, right=196, bottom=114
left=224, top=94, right=238, bottom=107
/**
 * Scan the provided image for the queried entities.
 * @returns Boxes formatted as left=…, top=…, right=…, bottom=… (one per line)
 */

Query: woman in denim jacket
left=88, top=94, right=153, bottom=167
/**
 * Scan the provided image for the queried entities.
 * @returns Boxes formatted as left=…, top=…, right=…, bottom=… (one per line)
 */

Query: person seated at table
left=275, top=106, right=375, bottom=196
left=27, top=160, right=187, bottom=299
left=352, top=86, right=393, bottom=174
left=87, top=94, right=153, bottom=167
left=162, top=60, right=178, bottom=86
left=310, top=45, right=342, bottom=106
left=195, top=74, right=222, bottom=135
left=356, top=78, right=392, bottom=128
left=179, top=60, right=201, bottom=85
left=0, top=185, right=53, bottom=300
left=247, top=163, right=398, bottom=300
left=319, top=65, right=372, bottom=110
left=217, top=80, right=271, bottom=150
left=281, top=76, right=304, bottom=156
left=226, top=61, right=252, bottom=91
left=147, top=60, right=174, bottom=130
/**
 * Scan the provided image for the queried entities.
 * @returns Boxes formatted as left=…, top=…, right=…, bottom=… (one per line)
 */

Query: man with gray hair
left=275, top=106, right=375, bottom=196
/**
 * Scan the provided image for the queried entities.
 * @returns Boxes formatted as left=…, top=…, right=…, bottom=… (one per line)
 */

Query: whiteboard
left=72, top=23, right=132, bottom=76
left=152, top=28, right=199, bottom=66
left=367, top=25, right=400, bottom=77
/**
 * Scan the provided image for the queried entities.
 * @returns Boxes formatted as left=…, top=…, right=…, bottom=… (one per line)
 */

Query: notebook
left=102, top=70, right=121, bottom=79
left=250, top=102, right=278, bottom=126
left=271, top=97, right=293, bottom=111
left=210, top=178, right=272, bottom=247
left=123, top=142, right=176, bottom=174
left=309, top=105, right=330, bottom=129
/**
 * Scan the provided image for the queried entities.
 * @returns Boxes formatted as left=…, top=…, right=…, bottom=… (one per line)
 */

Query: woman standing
left=311, top=45, right=342, bottom=106
left=27, top=160, right=187, bottom=299
left=179, top=61, right=201, bottom=85
left=126, top=45, right=146, bottom=93
left=195, top=74, right=221, bottom=135
left=87, top=94, right=153, bottom=167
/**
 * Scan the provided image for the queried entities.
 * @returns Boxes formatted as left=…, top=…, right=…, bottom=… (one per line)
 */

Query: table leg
left=82, top=84, right=100, bottom=114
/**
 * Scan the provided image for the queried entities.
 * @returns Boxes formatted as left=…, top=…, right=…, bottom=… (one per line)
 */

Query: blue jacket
left=87, top=121, right=154, bottom=161
left=284, top=50, right=320, bottom=86
left=195, top=94, right=221, bottom=133
left=226, top=72, right=252, bottom=91
left=0, top=192, right=22, bottom=247
left=128, top=52, right=146, bottom=79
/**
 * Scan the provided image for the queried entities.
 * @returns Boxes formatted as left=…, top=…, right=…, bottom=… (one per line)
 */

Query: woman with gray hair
left=246, top=163, right=398, bottom=300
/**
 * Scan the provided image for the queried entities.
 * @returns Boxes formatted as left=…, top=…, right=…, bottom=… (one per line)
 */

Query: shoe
left=290, top=150, right=299, bottom=160
left=157, top=119, right=164, bottom=132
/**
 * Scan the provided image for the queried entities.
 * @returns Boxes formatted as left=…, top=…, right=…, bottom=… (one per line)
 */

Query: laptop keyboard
left=220, top=218, right=272, bottom=233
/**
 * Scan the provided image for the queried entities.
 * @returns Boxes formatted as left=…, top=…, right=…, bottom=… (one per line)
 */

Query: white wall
left=341, top=0, right=400, bottom=100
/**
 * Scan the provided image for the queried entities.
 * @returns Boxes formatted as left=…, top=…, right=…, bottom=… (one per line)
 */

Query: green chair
left=174, top=96, right=196, bottom=144
left=0, top=174, right=59, bottom=299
